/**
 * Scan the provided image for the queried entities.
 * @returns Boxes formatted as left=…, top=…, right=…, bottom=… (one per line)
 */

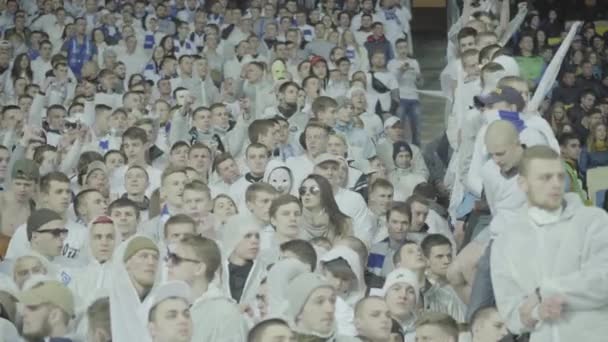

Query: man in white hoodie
left=70, top=215, right=117, bottom=308
left=491, top=146, right=608, bottom=341
left=145, top=281, right=194, bottom=342
left=167, top=234, right=248, bottom=342
left=221, top=214, right=267, bottom=309
left=167, top=236, right=247, bottom=342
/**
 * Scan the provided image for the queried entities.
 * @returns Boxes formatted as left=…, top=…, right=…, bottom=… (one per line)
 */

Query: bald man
left=457, top=121, right=530, bottom=321
left=448, top=121, right=527, bottom=307
left=482, top=120, right=526, bottom=216
left=471, top=306, right=508, bottom=342
left=354, top=296, right=392, bottom=342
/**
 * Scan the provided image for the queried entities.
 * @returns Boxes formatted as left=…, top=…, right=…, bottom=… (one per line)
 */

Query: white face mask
left=482, top=108, right=501, bottom=125
left=268, top=168, right=292, bottom=194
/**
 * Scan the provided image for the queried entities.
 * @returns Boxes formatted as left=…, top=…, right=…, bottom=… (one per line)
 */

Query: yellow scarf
left=594, top=140, right=608, bottom=152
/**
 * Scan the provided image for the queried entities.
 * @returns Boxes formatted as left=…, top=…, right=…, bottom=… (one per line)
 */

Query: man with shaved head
left=470, top=306, right=508, bottom=342
left=354, top=296, right=392, bottom=342
left=482, top=120, right=526, bottom=216
left=463, top=120, right=528, bottom=321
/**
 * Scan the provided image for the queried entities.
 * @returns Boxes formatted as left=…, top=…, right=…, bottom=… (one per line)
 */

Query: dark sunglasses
left=298, top=185, right=320, bottom=196
left=37, top=228, right=68, bottom=237
left=65, top=121, right=79, bottom=130
left=165, top=250, right=200, bottom=265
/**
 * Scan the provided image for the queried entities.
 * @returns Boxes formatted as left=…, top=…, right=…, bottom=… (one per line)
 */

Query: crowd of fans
left=0, top=0, right=607, bottom=341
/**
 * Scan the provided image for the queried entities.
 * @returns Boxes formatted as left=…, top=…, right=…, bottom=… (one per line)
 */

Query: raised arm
left=499, top=2, right=528, bottom=46
left=528, top=21, right=582, bottom=113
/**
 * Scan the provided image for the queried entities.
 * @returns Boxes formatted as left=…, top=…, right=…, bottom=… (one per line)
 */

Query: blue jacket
left=579, top=147, right=608, bottom=177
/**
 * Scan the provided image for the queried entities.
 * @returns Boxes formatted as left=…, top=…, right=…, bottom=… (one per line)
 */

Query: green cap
left=19, top=280, right=75, bottom=317
left=12, top=159, right=40, bottom=181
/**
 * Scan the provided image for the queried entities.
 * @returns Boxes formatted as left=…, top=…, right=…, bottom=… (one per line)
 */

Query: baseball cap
left=384, top=116, right=401, bottom=130
left=473, top=85, right=525, bottom=112
left=12, top=159, right=40, bottom=181
left=314, top=153, right=343, bottom=166
left=19, top=280, right=75, bottom=317
left=26, top=209, right=64, bottom=240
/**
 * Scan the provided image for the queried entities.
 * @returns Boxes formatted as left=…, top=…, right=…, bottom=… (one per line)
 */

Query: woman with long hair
left=61, top=23, right=76, bottom=41
left=5, top=53, right=33, bottom=99
left=10, top=53, right=33, bottom=84
left=143, top=46, right=165, bottom=82
left=299, top=174, right=352, bottom=243
left=310, top=56, right=329, bottom=89
left=546, top=101, right=570, bottom=134
left=580, top=122, right=608, bottom=176
left=294, top=59, right=309, bottom=79
left=92, top=28, right=108, bottom=67
left=160, top=35, right=176, bottom=56
left=568, top=49, right=584, bottom=75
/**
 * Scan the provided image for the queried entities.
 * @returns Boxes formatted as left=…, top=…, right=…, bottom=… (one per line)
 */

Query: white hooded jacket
left=69, top=219, right=120, bottom=312
left=220, top=215, right=267, bottom=308
left=190, top=284, right=249, bottom=342
left=491, top=194, right=608, bottom=341
left=320, top=246, right=367, bottom=337
left=109, top=235, right=161, bottom=342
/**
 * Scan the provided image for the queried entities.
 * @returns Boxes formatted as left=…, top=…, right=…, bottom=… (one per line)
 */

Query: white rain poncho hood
left=263, top=159, right=294, bottom=195
left=319, top=245, right=366, bottom=306
left=266, top=258, right=311, bottom=317
left=139, top=281, right=193, bottom=342
left=70, top=217, right=121, bottom=312
left=491, top=193, right=608, bottom=341
left=220, top=214, right=262, bottom=260
left=285, top=271, right=337, bottom=339
left=109, top=235, right=161, bottom=342
left=220, top=214, right=266, bottom=306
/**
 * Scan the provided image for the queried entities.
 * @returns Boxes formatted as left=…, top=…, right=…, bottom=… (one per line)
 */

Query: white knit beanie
left=285, top=272, right=333, bottom=320
left=381, top=268, right=420, bottom=300
left=494, top=55, right=521, bottom=78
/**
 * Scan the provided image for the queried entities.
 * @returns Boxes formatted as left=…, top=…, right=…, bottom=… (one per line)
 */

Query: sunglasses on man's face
left=165, top=250, right=200, bottom=265
left=37, top=228, right=68, bottom=238
left=298, top=185, right=320, bottom=196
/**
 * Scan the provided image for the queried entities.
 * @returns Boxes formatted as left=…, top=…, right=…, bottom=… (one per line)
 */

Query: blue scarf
left=383, top=8, right=401, bottom=26
left=346, top=46, right=356, bottom=60
left=144, top=31, right=156, bottom=49
left=67, top=37, right=94, bottom=77
left=498, top=110, right=526, bottom=132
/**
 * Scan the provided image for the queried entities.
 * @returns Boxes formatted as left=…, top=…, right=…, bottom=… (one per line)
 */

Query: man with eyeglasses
left=9, top=208, right=75, bottom=285
left=166, top=234, right=248, bottom=342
